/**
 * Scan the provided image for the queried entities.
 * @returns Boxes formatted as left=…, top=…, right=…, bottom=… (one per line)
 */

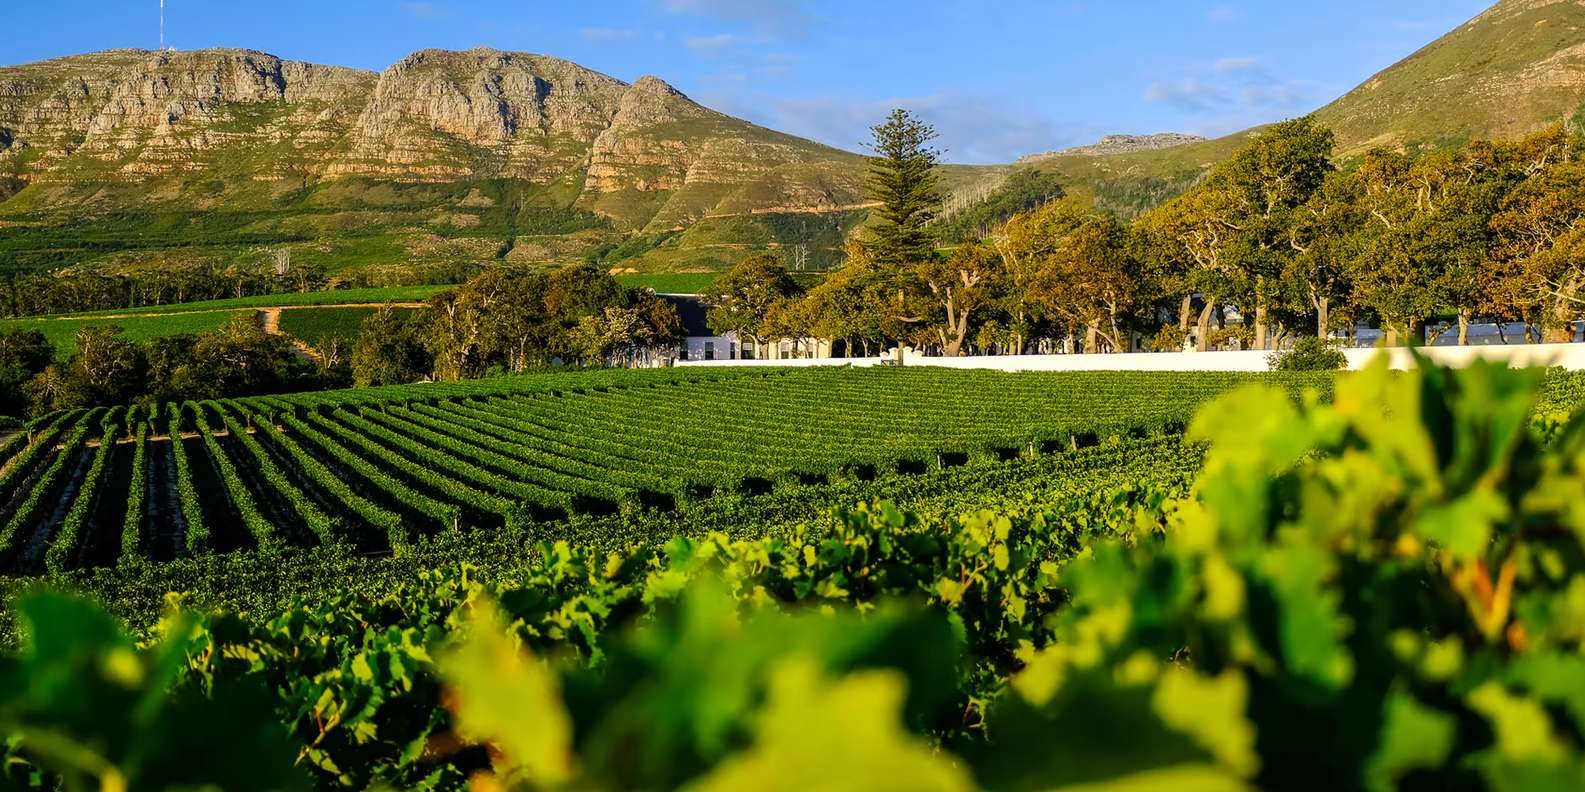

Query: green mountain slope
left=3, top=0, right=1581, bottom=279
left=1021, top=0, right=1585, bottom=217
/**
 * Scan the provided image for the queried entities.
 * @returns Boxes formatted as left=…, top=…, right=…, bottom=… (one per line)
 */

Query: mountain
left=4, top=0, right=1582, bottom=282
left=1018, top=133, right=1207, bottom=160
left=1313, top=0, right=1585, bottom=150
left=1019, top=0, right=1585, bottom=217
left=0, top=47, right=881, bottom=279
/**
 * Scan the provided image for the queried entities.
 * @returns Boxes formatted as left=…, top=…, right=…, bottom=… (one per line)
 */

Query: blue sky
left=2, top=1, right=1493, bottom=163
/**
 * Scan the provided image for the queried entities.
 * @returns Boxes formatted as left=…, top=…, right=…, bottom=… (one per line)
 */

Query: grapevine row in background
left=0, top=366, right=1577, bottom=575
left=0, top=368, right=1306, bottom=573
left=0, top=432, right=1205, bottom=645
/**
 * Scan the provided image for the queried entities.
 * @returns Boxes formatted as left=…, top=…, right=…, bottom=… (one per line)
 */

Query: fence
left=674, top=343, right=1585, bottom=372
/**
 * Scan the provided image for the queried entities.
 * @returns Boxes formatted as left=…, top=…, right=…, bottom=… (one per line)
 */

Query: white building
left=661, top=294, right=833, bottom=362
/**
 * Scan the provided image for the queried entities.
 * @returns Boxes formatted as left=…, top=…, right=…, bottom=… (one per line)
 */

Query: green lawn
left=613, top=272, right=722, bottom=294
left=0, top=310, right=255, bottom=357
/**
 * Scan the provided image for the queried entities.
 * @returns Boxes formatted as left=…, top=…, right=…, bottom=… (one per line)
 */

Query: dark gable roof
left=660, top=294, right=713, bottom=337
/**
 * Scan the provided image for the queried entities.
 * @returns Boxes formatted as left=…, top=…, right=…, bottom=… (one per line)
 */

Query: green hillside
left=3, top=1, right=1582, bottom=274
left=1022, top=0, right=1585, bottom=216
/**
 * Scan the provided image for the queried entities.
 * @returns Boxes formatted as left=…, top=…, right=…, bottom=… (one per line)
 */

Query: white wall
left=675, top=343, right=1585, bottom=371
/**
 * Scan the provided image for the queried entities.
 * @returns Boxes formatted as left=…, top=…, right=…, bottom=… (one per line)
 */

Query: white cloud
left=1207, top=5, right=1242, bottom=24
left=1146, top=77, right=1229, bottom=113
left=1213, top=56, right=1261, bottom=74
left=684, top=33, right=738, bottom=53
left=759, top=52, right=803, bottom=79
left=1145, top=55, right=1323, bottom=133
left=700, top=91, right=1070, bottom=164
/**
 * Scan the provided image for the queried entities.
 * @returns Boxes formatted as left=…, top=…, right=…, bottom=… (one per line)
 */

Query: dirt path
left=260, top=307, right=325, bottom=365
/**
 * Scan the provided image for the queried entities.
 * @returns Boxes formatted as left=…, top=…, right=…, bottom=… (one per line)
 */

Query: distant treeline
left=0, top=260, right=481, bottom=318
left=699, top=113, right=1585, bottom=357
left=0, top=265, right=682, bottom=418
left=0, top=315, right=333, bottom=418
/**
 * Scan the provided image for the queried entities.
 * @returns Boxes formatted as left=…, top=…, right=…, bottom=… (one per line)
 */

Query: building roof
left=659, top=294, right=713, bottom=337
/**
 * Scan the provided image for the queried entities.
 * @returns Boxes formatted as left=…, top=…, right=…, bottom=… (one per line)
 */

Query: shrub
left=1268, top=336, right=1347, bottom=371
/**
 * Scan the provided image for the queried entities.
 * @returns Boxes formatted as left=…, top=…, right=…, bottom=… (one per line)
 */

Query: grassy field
left=0, top=310, right=255, bottom=356
left=612, top=272, right=722, bottom=293
left=48, top=285, right=444, bottom=319
left=277, top=306, right=420, bottom=349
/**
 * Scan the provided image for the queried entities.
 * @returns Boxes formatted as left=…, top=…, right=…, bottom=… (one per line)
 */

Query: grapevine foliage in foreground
left=3, top=356, right=1585, bottom=790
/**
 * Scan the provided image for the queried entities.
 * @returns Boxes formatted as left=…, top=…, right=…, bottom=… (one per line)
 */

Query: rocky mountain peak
left=631, top=75, right=684, bottom=97
left=0, top=45, right=866, bottom=241
left=1019, top=132, right=1208, bottom=161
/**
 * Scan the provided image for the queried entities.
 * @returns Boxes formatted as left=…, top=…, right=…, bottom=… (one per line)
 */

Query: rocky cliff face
left=0, top=47, right=865, bottom=231
left=1021, top=133, right=1208, bottom=161
left=0, top=49, right=372, bottom=178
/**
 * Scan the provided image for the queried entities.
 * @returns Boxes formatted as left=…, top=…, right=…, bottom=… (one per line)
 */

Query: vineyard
left=0, top=366, right=1334, bottom=576
left=6, top=356, right=1585, bottom=790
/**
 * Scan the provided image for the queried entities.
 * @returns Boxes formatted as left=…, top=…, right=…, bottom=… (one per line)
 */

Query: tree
left=864, top=109, right=942, bottom=267
left=1489, top=130, right=1585, bottom=343
left=1209, top=116, right=1335, bottom=349
left=1139, top=117, right=1335, bottom=351
left=478, top=271, right=556, bottom=373
left=65, top=326, right=144, bottom=407
left=909, top=244, right=1004, bottom=356
left=1001, top=199, right=1139, bottom=353
left=144, top=335, right=222, bottom=403
left=1344, top=150, right=1440, bottom=344
left=1000, top=200, right=1088, bottom=353
left=0, top=328, right=52, bottom=416
left=22, top=365, right=71, bottom=417
left=1287, top=170, right=1365, bottom=338
left=351, top=307, right=433, bottom=386
left=1137, top=187, right=1246, bottom=351
left=1341, top=147, right=1503, bottom=345
left=569, top=294, right=684, bottom=368
left=704, top=255, right=803, bottom=353
left=800, top=249, right=889, bottom=357
left=191, top=314, right=310, bottom=396
left=543, top=265, right=627, bottom=350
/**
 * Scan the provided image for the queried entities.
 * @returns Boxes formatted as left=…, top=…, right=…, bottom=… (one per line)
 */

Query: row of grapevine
left=13, top=356, right=1585, bottom=791
left=168, top=409, right=209, bottom=555
left=0, top=365, right=1574, bottom=573
left=0, top=414, right=95, bottom=565
left=118, top=423, right=147, bottom=565
left=42, top=416, right=118, bottom=574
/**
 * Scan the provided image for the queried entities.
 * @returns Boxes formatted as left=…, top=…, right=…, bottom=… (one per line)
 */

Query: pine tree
left=864, top=109, right=942, bottom=266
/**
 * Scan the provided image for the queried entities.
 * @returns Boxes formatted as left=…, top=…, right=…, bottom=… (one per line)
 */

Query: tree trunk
left=1178, top=295, right=1193, bottom=332
left=1253, top=276, right=1268, bottom=351
left=1546, top=280, right=1580, bottom=343
left=1457, top=310, right=1470, bottom=346
left=1083, top=321, right=1100, bottom=354
left=1543, top=325, right=1573, bottom=344
left=1195, top=302, right=1216, bottom=352
left=1316, top=296, right=1329, bottom=340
